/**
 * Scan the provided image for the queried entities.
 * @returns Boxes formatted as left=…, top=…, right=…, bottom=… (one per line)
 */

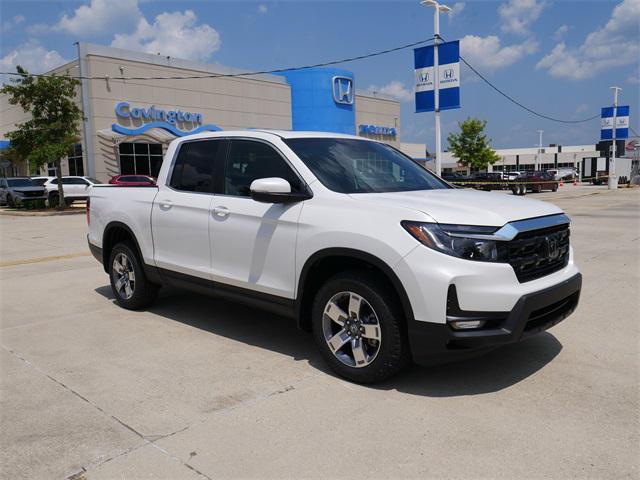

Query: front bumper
left=408, top=273, right=582, bottom=365
left=14, top=194, right=47, bottom=202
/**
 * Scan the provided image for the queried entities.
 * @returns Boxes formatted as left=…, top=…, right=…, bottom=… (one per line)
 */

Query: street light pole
left=609, top=86, right=621, bottom=190
left=537, top=130, right=543, bottom=170
left=421, top=0, right=451, bottom=177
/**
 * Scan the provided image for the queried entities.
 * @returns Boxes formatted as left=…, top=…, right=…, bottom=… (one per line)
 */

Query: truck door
left=151, top=139, right=224, bottom=279
left=209, top=138, right=304, bottom=298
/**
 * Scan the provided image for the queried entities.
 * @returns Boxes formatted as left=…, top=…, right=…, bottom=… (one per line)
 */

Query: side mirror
left=249, top=177, right=312, bottom=204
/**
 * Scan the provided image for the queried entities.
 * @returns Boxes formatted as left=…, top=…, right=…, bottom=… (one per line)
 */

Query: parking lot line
left=0, top=251, right=90, bottom=268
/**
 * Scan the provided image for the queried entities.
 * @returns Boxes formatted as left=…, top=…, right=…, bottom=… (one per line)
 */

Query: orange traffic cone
left=573, top=177, right=577, bottom=186
left=560, top=178, right=564, bottom=187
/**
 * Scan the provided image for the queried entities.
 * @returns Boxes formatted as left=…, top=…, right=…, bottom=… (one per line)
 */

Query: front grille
left=503, top=224, right=570, bottom=282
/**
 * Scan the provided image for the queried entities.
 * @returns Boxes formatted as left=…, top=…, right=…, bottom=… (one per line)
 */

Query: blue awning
left=0, top=140, right=10, bottom=150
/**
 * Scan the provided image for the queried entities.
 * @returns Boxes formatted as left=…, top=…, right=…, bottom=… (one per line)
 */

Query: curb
left=0, top=208, right=85, bottom=217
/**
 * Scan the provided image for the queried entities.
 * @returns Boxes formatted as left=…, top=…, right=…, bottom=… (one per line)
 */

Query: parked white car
left=33, top=176, right=102, bottom=205
left=88, top=131, right=582, bottom=383
left=547, top=168, right=577, bottom=181
left=502, top=170, right=524, bottom=181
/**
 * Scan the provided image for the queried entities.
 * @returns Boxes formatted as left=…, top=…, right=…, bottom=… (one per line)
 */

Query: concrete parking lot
left=1, top=187, right=638, bottom=479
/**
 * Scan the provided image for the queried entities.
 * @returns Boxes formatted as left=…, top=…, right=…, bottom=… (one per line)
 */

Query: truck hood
left=349, top=188, right=563, bottom=226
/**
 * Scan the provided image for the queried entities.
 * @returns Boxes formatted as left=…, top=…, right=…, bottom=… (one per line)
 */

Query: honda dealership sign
left=414, top=40, right=460, bottom=113
left=601, top=105, right=630, bottom=140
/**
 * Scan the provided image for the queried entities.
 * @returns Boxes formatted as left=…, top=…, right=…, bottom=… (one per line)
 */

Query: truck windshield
left=284, top=138, right=449, bottom=194
left=7, top=178, right=34, bottom=187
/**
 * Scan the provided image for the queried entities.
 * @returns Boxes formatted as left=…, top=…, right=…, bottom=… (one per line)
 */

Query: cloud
left=553, top=24, right=570, bottom=41
left=449, top=2, right=465, bottom=18
left=258, top=4, right=268, bottom=14
left=461, top=35, right=538, bottom=69
left=55, top=0, right=142, bottom=36
left=0, top=40, right=69, bottom=81
left=536, top=0, right=640, bottom=80
left=1, top=14, right=26, bottom=33
left=367, top=81, right=413, bottom=102
left=498, top=0, right=546, bottom=35
left=628, top=67, right=640, bottom=85
left=111, top=10, right=221, bottom=62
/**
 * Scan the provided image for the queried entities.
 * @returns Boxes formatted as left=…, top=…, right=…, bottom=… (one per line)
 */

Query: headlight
left=401, top=221, right=505, bottom=262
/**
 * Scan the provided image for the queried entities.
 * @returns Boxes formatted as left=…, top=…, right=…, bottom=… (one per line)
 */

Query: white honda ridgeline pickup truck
left=88, top=131, right=581, bottom=383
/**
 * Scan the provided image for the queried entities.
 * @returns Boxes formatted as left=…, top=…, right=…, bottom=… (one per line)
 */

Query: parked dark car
left=108, top=175, right=156, bottom=186
left=468, top=172, right=504, bottom=191
left=0, top=177, right=47, bottom=207
left=516, top=171, right=558, bottom=193
left=441, top=172, right=468, bottom=182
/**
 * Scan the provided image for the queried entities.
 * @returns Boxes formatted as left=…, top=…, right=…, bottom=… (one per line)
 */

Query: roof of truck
left=173, top=130, right=368, bottom=142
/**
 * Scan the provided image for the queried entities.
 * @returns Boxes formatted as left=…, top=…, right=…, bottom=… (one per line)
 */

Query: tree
left=447, top=118, right=500, bottom=171
left=1, top=66, right=82, bottom=208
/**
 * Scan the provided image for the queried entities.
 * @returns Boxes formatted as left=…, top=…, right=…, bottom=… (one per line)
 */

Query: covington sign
left=112, top=102, right=220, bottom=137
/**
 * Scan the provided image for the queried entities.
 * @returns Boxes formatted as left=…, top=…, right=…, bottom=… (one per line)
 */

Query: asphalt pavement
left=1, top=186, right=638, bottom=479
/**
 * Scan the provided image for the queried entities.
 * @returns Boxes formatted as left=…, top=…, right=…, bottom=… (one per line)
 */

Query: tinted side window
left=169, top=140, right=221, bottom=193
left=224, top=140, right=302, bottom=197
left=62, top=177, right=83, bottom=185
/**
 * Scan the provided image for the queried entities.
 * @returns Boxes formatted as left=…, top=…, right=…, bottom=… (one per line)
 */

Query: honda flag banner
left=601, top=105, right=630, bottom=140
left=414, top=40, right=460, bottom=113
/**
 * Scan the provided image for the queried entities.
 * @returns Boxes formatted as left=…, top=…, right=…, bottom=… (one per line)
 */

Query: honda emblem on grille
left=545, top=236, right=560, bottom=260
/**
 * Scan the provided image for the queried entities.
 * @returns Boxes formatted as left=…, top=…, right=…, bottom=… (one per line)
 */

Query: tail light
left=86, top=197, right=90, bottom=226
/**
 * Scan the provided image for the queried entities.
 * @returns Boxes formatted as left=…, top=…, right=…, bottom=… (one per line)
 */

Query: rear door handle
left=212, top=206, right=230, bottom=217
left=158, top=200, right=173, bottom=210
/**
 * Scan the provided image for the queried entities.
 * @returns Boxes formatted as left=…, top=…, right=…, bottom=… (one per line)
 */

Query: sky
left=1, top=0, right=638, bottom=150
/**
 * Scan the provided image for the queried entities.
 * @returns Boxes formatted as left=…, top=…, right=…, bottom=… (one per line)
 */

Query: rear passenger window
left=224, top=140, right=303, bottom=196
left=170, top=140, right=221, bottom=192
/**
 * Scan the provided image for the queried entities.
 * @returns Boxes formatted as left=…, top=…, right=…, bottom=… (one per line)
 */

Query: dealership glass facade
left=118, top=143, right=163, bottom=177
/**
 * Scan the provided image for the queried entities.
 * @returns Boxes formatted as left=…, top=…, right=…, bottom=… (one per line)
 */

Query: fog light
left=449, top=320, right=486, bottom=330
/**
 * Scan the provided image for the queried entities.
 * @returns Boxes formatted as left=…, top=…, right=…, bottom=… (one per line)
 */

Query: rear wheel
left=312, top=271, right=410, bottom=383
left=109, top=242, right=158, bottom=309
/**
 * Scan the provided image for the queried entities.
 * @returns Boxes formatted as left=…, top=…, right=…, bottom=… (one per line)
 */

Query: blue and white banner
left=414, top=40, right=460, bottom=113
left=601, top=105, right=630, bottom=140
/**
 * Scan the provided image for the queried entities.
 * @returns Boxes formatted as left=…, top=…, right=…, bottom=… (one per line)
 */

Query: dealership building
left=1, top=42, right=635, bottom=181
left=0, top=43, right=408, bottom=180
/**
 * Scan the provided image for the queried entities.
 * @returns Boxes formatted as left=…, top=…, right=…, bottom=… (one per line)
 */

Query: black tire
left=311, top=271, right=410, bottom=384
left=551, top=183, right=558, bottom=192
left=48, top=192, right=59, bottom=208
left=108, top=241, right=159, bottom=310
left=6, top=195, right=14, bottom=207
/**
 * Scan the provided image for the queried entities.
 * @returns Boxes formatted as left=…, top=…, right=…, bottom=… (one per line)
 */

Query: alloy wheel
left=113, top=252, right=136, bottom=300
left=322, top=291, right=382, bottom=368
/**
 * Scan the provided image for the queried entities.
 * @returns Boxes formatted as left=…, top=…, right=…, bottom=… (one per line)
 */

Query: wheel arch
left=295, top=248, right=414, bottom=332
left=101, top=221, right=145, bottom=274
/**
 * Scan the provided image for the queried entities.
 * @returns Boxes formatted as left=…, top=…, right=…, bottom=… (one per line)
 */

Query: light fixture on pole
left=421, top=0, right=451, bottom=177
left=609, top=86, right=621, bottom=190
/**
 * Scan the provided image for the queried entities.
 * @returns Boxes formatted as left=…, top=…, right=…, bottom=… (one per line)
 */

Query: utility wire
left=1, top=34, right=604, bottom=125
left=458, top=55, right=600, bottom=124
left=0, top=36, right=436, bottom=81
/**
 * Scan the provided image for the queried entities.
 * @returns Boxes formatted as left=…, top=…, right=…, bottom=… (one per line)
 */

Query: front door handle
left=158, top=200, right=173, bottom=210
left=212, top=206, right=230, bottom=217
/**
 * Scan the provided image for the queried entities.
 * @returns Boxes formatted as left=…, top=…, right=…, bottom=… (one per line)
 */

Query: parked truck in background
left=88, top=131, right=582, bottom=383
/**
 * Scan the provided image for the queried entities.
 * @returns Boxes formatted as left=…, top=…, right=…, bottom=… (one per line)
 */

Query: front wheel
left=109, top=242, right=159, bottom=309
left=312, top=271, right=410, bottom=383
left=6, top=195, right=14, bottom=207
